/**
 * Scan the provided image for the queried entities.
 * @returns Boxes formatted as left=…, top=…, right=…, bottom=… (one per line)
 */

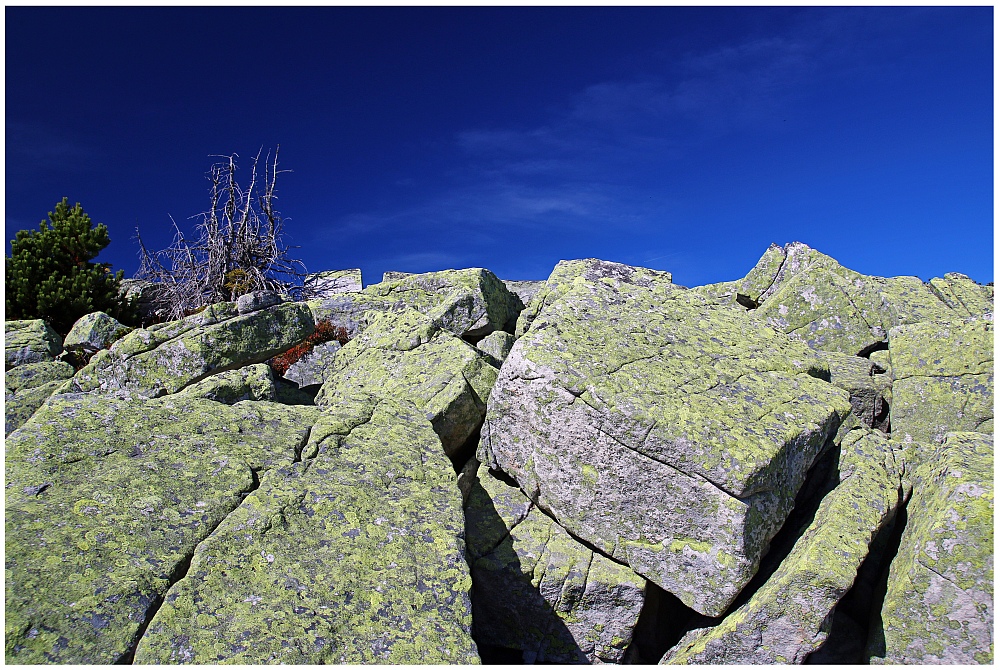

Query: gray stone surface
left=63, top=311, right=131, bottom=354
left=480, top=270, right=851, bottom=616
left=283, top=340, right=342, bottom=389
left=236, top=290, right=283, bottom=314
left=476, top=330, right=515, bottom=365
left=5, top=319, right=62, bottom=368
left=303, top=269, right=363, bottom=297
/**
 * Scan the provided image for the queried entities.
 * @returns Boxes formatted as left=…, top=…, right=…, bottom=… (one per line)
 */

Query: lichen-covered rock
left=283, top=340, right=342, bottom=389
left=818, top=351, right=891, bottom=431
left=303, top=268, right=363, bottom=297
left=5, top=319, right=62, bottom=368
left=310, top=268, right=524, bottom=342
left=752, top=242, right=960, bottom=355
left=5, top=379, right=68, bottom=435
left=5, top=360, right=75, bottom=395
left=888, top=317, right=993, bottom=451
left=466, top=463, right=645, bottom=663
left=133, top=393, right=479, bottom=664
left=63, top=311, right=131, bottom=354
left=4, top=393, right=321, bottom=664
left=175, top=363, right=276, bottom=404
left=236, top=290, right=283, bottom=314
left=868, top=431, right=993, bottom=664
left=476, top=330, right=515, bottom=365
left=65, top=301, right=314, bottom=398
left=514, top=258, right=672, bottom=337
left=927, top=272, right=994, bottom=318
left=480, top=272, right=851, bottom=616
left=662, top=428, right=903, bottom=664
left=315, top=309, right=498, bottom=456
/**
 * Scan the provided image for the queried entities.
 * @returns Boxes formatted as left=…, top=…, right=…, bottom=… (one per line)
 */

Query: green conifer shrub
left=6, top=198, right=135, bottom=335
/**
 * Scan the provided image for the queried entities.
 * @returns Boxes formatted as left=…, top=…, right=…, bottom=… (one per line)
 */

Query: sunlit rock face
left=4, top=242, right=992, bottom=665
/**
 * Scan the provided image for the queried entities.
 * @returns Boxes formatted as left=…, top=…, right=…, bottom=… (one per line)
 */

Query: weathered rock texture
left=302, top=268, right=363, bottom=297
left=481, top=262, right=851, bottom=616
left=4, top=242, right=993, bottom=666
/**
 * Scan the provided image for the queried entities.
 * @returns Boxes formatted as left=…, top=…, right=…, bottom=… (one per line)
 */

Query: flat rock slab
left=466, top=463, right=645, bottom=663
left=133, top=394, right=478, bottom=664
left=888, top=317, right=993, bottom=451
left=868, top=431, right=993, bottom=664
left=4, top=393, right=321, bottom=664
left=67, top=301, right=314, bottom=397
left=5, top=319, right=62, bottom=368
left=662, top=428, right=903, bottom=664
left=480, top=274, right=851, bottom=616
left=315, top=308, right=498, bottom=456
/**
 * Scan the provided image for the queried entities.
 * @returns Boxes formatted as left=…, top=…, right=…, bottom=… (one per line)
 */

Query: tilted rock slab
left=310, top=267, right=523, bottom=341
left=5, top=319, right=62, bottom=368
left=5, top=360, right=76, bottom=435
left=662, top=428, right=903, bottom=664
left=134, top=393, right=479, bottom=664
left=480, top=268, right=852, bottom=616
left=4, top=393, right=321, bottom=663
left=465, top=462, right=645, bottom=663
left=748, top=242, right=971, bottom=356
left=868, top=431, right=993, bottom=664
left=65, top=301, right=313, bottom=398
left=283, top=340, right=342, bottom=389
left=315, top=308, right=498, bottom=457
left=888, top=317, right=993, bottom=451
left=63, top=311, right=131, bottom=354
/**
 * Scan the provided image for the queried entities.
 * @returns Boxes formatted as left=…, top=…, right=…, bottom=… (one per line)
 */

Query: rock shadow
left=464, top=472, right=588, bottom=664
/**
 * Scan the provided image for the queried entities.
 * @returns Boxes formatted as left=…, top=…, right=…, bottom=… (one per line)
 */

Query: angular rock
left=64, top=311, right=131, bottom=355
left=4, top=393, right=321, bottom=664
left=5, top=319, right=62, bottom=368
left=5, top=379, right=68, bottom=435
left=514, top=258, right=672, bottom=337
left=662, top=428, right=903, bottom=664
left=466, top=463, right=645, bottom=663
left=751, top=242, right=961, bottom=355
left=66, top=301, right=314, bottom=398
left=283, top=340, right=342, bottom=389
left=818, top=351, right=891, bottom=431
left=888, top=317, right=993, bottom=450
left=5, top=360, right=75, bottom=395
left=476, top=330, right=515, bottom=366
left=480, top=273, right=852, bottom=616
left=928, top=272, right=994, bottom=318
left=868, top=432, right=993, bottom=664
left=133, top=393, right=478, bottom=664
left=175, top=363, right=276, bottom=404
left=236, top=290, right=283, bottom=314
left=303, top=268, right=363, bottom=297
left=382, top=271, right=414, bottom=282
left=314, top=309, right=498, bottom=456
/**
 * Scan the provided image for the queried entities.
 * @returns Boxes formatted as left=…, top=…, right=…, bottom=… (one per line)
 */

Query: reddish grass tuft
left=270, top=319, right=349, bottom=376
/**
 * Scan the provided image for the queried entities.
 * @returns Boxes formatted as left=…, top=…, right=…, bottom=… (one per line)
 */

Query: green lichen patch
left=928, top=273, right=994, bottom=318
left=5, top=319, right=63, bottom=368
left=818, top=351, right=891, bottom=430
left=476, top=331, right=515, bottom=365
left=5, top=360, right=75, bottom=395
left=315, top=308, right=498, bottom=456
left=466, top=464, right=645, bottom=663
left=133, top=395, right=478, bottom=664
left=481, top=275, right=851, bottom=616
left=869, top=431, right=993, bottom=664
left=663, top=428, right=902, bottom=664
left=4, top=393, right=320, bottom=664
left=175, top=364, right=276, bottom=404
left=5, top=378, right=67, bottom=435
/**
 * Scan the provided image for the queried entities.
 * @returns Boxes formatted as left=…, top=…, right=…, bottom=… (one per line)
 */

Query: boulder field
left=5, top=244, right=993, bottom=664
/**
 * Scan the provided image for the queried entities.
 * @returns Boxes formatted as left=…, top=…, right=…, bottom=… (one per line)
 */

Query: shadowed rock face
left=3, top=242, right=993, bottom=665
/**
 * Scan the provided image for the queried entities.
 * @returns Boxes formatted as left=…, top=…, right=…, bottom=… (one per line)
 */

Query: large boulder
left=480, top=269, right=852, bottom=616
left=310, top=268, right=524, bottom=342
left=887, top=317, right=993, bottom=452
left=63, top=311, right=131, bottom=355
left=133, top=393, right=479, bottom=664
left=65, top=301, right=314, bottom=398
left=4, top=392, right=322, bottom=664
left=737, top=242, right=989, bottom=357
left=5, top=319, right=62, bottom=368
left=867, top=432, right=993, bottom=664
left=662, top=428, right=903, bottom=664
left=174, top=363, right=276, bottom=404
left=315, top=309, right=498, bottom=457
left=514, top=258, right=672, bottom=336
left=465, top=462, right=646, bottom=663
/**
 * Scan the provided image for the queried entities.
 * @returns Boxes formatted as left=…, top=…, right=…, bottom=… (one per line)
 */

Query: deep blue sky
left=6, top=6, right=994, bottom=288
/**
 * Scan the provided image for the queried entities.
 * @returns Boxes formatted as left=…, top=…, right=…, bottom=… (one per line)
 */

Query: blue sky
left=5, top=6, right=993, bottom=288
